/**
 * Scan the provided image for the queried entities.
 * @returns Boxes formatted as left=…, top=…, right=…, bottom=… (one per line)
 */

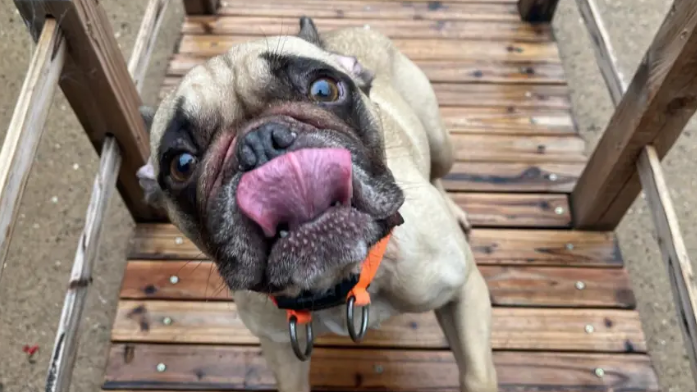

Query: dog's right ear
left=139, top=105, right=157, bottom=133
left=298, top=16, right=322, bottom=47
left=137, top=105, right=165, bottom=208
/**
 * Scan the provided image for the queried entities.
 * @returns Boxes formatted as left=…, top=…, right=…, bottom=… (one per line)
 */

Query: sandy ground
left=0, top=1, right=694, bottom=391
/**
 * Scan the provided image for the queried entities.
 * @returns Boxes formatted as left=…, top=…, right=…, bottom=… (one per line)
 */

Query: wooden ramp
left=102, top=0, right=659, bottom=391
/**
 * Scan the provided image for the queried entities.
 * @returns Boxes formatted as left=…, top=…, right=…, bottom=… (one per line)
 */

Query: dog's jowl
left=137, top=16, right=497, bottom=392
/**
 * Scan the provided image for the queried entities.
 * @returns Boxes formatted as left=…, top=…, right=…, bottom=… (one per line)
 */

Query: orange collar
left=270, top=231, right=392, bottom=325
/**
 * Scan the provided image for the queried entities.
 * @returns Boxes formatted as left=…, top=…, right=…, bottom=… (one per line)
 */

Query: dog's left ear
left=298, top=16, right=322, bottom=47
left=136, top=105, right=165, bottom=208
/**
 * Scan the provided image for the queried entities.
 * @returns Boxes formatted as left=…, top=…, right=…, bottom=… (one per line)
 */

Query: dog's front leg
left=259, top=337, right=311, bottom=392
left=435, top=268, right=498, bottom=392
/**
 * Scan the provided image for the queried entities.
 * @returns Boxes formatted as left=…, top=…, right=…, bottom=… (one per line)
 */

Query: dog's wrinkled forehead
left=148, top=36, right=348, bottom=170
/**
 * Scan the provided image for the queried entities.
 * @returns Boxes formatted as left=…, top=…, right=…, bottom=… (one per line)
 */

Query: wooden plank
left=119, top=261, right=633, bottom=308
left=103, top=344, right=659, bottom=391
left=177, top=35, right=562, bottom=62
left=166, top=54, right=566, bottom=85
left=637, top=145, right=697, bottom=381
left=518, top=0, right=560, bottom=23
left=129, top=225, right=623, bottom=267
left=440, top=107, right=576, bottom=135
left=46, top=138, right=122, bottom=392
left=14, top=0, right=162, bottom=221
left=182, top=16, right=552, bottom=42
left=450, top=193, right=570, bottom=227
left=184, top=0, right=218, bottom=15
left=451, top=134, right=585, bottom=163
left=576, top=0, right=627, bottom=106
left=435, top=84, right=570, bottom=109
left=571, top=0, right=697, bottom=230
left=444, top=162, right=584, bottom=192
left=218, top=0, right=521, bottom=22
left=127, top=0, right=170, bottom=90
left=469, top=229, right=623, bottom=267
left=0, top=19, right=66, bottom=278
left=111, top=300, right=647, bottom=352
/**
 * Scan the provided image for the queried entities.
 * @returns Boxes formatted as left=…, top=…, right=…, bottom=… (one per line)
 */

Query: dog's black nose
left=237, top=122, right=297, bottom=171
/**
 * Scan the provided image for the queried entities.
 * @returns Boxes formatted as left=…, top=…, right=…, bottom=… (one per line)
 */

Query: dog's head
left=137, top=18, right=404, bottom=296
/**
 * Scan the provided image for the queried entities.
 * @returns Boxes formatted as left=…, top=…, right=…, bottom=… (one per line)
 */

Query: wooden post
left=13, top=0, right=164, bottom=222
left=518, top=0, right=560, bottom=23
left=0, top=18, right=66, bottom=281
left=571, top=0, right=697, bottom=230
left=40, top=1, right=170, bottom=391
left=184, top=0, right=219, bottom=14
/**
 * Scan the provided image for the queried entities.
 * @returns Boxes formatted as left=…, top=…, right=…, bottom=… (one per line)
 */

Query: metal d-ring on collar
left=346, top=295, right=370, bottom=343
left=288, top=316, right=314, bottom=361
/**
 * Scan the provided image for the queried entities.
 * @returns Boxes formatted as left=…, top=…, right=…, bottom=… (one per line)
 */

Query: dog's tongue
left=237, top=148, right=353, bottom=237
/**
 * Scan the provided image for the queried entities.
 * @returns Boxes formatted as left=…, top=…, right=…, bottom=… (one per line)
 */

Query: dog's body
left=138, top=19, right=497, bottom=392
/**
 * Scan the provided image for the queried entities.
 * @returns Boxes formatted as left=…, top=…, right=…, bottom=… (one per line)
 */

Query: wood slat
left=103, top=344, right=659, bottom=391
left=451, top=134, right=585, bottom=163
left=444, top=162, right=584, bottom=192
left=182, top=16, right=552, bottom=42
left=129, top=225, right=622, bottom=267
left=119, top=261, right=634, bottom=308
left=217, top=0, right=520, bottom=22
left=469, top=229, right=623, bottom=267
left=112, top=300, right=646, bottom=352
left=441, top=107, right=575, bottom=135
left=177, top=35, right=561, bottom=62
left=166, top=54, right=566, bottom=85
left=450, top=193, right=570, bottom=227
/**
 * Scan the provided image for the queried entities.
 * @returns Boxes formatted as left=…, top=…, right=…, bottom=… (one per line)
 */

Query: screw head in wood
left=585, top=324, right=594, bottom=334
left=594, top=367, right=605, bottom=377
left=525, top=91, right=532, bottom=98
left=575, top=281, right=586, bottom=290
left=156, top=363, right=167, bottom=372
left=163, top=317, right=173, bottom=326
left=548, top=173, right=558, bottom=181
left=169, top=275, right=179, bottom=284
left=554, top=206, right=564, bottom=215
left=566, top=243, right=574, bottom=250
left=374, top=365, right=383, bottom=374
left=175, top=237, right=184, bottom=245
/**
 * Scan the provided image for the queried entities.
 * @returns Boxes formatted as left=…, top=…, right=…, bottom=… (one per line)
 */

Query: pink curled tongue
left=236, top=148, right=353, bottom=237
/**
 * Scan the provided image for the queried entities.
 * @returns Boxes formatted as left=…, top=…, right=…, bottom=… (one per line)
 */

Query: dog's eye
left=170, top=152, right=197, bottom=182
left=309, top=78, right=340, bottom=102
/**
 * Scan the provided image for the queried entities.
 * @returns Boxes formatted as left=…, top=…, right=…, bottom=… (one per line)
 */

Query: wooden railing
left=520, top=0, right=697, bottom=385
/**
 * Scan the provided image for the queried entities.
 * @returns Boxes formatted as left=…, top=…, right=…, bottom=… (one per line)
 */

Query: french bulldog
left=137, top=17, right=497, bottom=392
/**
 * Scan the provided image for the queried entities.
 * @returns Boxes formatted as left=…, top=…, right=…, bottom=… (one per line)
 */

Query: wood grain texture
left=469, top=229, right=623, bottom=267
left=13, top=0, right=162, bottom=221
left=176, top=35, right=561, bottom=61
left=128, top=225, right=622, bottom=266
left=434, top=84, right=570, bottom=109
left=518, top=0, right=560, bottom=23
left=111, top=300, right=646, bottom=352
left=451, top=134, right=585, bottom=163
left=103, top=344, right=659, bottom=391
left=444, top=162, right=584, bottom=192
left=182, top=16, right=552, bottom=42
left=440, top=107, right=575, bottom=135
left=0, top=19, right=65, bottom=277
left=119, top=261, right=634, bottom=308
left=218, top=0, right=520, bottom=21
left=637, top=145, right=697, bottom=380
left=127, top=0, right=170, bottom=91
left=450, top=193, right=571, bottom=227
left=571, top=0, right=697, bottom=230
left=166, top=54, right=566, bottom=85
